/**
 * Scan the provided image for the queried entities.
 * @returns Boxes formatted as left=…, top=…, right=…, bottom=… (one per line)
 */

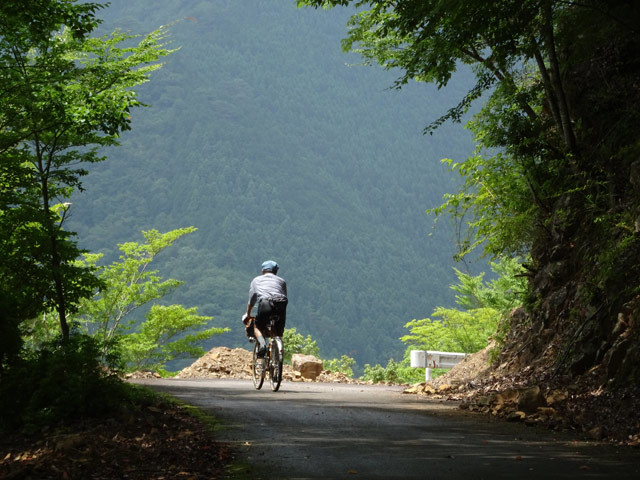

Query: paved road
left=134, top=378, right=640, bottom=479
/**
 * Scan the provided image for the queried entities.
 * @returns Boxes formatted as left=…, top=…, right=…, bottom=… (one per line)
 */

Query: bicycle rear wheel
left=252, top=341, right=265, bottom=390
left=269, top=337, right=283, bottom=392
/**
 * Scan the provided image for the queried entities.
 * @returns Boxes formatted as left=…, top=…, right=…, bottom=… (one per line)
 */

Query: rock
left=492, top=388, right=519, bottom=408
left=570, top=348, right=597, bottom=376
left=603, top=338, right=631, bottom=380
left=587, top=426, right=604, bottom=440
left=517, top=386, right=545, bottom=412
left=506, top=411, right=527, bottom=422
left=423, top=384, right=436, bottom=394
left=53, top=433, right=84, bottom=451
left=627, top=434, right=640, bottom=447
left=176, top=347, right=255, bottom=380
left=168, top=346, right=366, bottom=385
left=403, top=384, right=424, bottom=394
left=291, top=354, right=323, bottom=380
left=544, top=388, right=568, bottom=406
left=535, top=407, right=560, bottom=423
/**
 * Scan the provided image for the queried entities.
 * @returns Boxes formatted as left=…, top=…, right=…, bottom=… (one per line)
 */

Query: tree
left=324, top=355, right=356, bottom=377
left=1, top=0, right=101, bottom=370
left=296, top=0, right=632, bottom=255
left=282, top=327, right=320, bottom=363
left=0, top=0, right=173, bottom=348
left=77, top=228, right=229, bottom=372
left=121, top=304, right=227, bottom=373
left=401, top=257, right=526, bottom=355
left=298, top=0, right=592, bottom=143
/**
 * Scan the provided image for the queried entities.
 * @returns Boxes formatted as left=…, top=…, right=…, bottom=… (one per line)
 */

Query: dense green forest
left=64, top=0, right=476, bottom=367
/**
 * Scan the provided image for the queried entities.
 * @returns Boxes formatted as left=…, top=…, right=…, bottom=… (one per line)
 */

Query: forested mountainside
left=66, top=0, right=475, bottom=366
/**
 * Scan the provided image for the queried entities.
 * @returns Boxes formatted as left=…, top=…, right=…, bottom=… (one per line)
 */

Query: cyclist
left=244, top=260, right=288, bottom=357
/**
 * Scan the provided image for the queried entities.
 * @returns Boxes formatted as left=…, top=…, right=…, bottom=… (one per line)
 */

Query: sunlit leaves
left=77, top=227, right=197, bottom=343
left=401, top=257, right=526, bottom=353
left=282, top=327, right=320, bottom=363
left=122, top=304, right=229, bottom=372
left=76, top=227, right=228, bottom=372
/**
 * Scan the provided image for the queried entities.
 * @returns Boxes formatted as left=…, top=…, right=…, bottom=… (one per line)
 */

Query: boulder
left=291, top=354, right=323, bottom=380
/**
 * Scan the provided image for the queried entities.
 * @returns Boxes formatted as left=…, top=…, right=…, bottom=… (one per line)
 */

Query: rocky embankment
left=404, top=344, right=640, bottom=447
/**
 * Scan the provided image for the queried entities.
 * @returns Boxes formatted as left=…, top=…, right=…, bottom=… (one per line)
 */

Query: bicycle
left=249, top=315, right=284, bottom=392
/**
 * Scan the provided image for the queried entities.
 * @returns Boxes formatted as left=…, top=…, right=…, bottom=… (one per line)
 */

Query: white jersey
left=248, top=273, right=287, bottom=308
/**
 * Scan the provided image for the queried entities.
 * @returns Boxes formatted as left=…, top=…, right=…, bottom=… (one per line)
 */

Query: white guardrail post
left=410, top=350, right=466, bottom=382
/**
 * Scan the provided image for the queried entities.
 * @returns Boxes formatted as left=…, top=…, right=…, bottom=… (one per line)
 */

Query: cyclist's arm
left=247, top=295, right=256, bottom=317
left=247, top=279, right=258, bottom=317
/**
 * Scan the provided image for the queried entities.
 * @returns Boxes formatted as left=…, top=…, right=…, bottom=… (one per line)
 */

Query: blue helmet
left=261, top=260, right=279, bottom=273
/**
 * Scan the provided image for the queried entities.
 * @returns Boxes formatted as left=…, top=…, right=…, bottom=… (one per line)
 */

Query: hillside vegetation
left=66, top=0, right=477, bottom=366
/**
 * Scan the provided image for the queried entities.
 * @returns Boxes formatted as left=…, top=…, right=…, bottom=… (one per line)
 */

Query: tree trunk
left=532, top=40, right=563, bottom=134
left=37, top=152, right=69, bottom=342
left=542, top=0, right=577, bottom=154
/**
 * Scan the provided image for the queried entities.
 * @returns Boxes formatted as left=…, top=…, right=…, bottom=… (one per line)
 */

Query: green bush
left=401, top=257, right=526, bottom=358
left=361, top=357, right=426, bottom=384
left=0, top=334, right=131, bottom=431
left=282, top=327, right=319, bottom=363
left=323, top=355, right=356, bottom=377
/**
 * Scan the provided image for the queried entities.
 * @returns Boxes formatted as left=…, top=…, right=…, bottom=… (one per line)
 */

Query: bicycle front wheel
left=252, top=341, right=265, bottom=390
left=269, top=337, right=283, bottom=392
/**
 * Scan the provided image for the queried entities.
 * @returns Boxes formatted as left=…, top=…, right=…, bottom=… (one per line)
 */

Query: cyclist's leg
left=254, top=326, right=267, bottom=356
left=254, top=298, right=272, bottom=356
left=275, top=304, right=287, bottom=337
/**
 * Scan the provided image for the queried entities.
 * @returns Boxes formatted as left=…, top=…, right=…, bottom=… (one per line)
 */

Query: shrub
left=361, top=357, right=426, bottom=384
left=0, top=334, right=130, bottom=431
left=323, top=355, right=356, bottom=377
left=282, top=327, right=319, bottom=363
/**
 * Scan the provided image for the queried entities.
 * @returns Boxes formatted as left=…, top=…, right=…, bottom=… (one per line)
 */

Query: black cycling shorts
left=256, top=296, right=288, bottom=336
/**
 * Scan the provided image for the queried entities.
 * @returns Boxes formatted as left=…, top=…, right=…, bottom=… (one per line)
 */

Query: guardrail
left=410, top=350, right=466, bottom=382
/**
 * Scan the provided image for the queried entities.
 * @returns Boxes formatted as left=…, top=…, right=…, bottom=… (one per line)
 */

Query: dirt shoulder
left=403, top=345, right=640, bottom=447
left=154, top=346, right=366, bottom=385
left=0, top=397, right=233, bottom=480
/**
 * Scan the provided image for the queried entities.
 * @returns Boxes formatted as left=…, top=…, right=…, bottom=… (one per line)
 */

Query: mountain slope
left=68, top=0, right=476, bottom=366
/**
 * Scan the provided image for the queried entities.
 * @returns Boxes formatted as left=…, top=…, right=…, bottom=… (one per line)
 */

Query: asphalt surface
left=134, top=378, right=640, bottom=479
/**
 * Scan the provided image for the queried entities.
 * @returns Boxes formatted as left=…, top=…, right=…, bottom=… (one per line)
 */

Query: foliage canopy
left=0, top=0, right=173, bottom=366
